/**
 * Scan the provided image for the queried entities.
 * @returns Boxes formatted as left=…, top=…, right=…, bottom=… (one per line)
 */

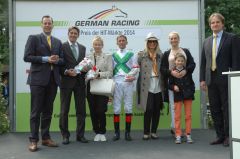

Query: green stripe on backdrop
left=145, top=20, right=198, bottom=25
left=16, top=20, right=198, bottom=27
left=16, top=21, right=70, bottom=27
left=16, top=91, right=201, bottom=132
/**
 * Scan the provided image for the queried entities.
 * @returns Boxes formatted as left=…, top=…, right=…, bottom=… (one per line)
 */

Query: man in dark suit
left=59, top=26, right=88, bottom=144
left=200, top=13, right=240, bottom=147
left=23, top=15, right=64, bottom=152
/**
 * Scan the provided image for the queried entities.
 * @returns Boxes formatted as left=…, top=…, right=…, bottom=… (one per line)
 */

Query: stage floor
left=0, top=129, right=229, bottom=159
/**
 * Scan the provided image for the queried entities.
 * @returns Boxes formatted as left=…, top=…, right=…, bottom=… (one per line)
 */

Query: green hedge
left=0, top=101, right=9, bottom=134
left=0, top=73, right=9, bottom=134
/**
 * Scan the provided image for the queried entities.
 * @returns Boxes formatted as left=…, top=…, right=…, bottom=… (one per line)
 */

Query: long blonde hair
left=144, top=40, right=160, bottom=54
left=144, top=40, right=161, bottom=76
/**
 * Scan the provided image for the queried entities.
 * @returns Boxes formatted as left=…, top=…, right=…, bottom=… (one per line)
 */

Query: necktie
left=71, top=44, right=78, bottom=60
left=211, top=35, right=217, bottom=71
left=47, top=36, right=51, bottom=49
left=47, top=36, right=53, bottom=70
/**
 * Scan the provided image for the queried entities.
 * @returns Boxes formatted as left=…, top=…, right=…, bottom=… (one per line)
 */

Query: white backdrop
left=16, top=0, right=200, bottom=93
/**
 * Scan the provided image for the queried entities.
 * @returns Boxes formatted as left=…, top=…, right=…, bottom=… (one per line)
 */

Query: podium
left=222, top=71, right=240, bottom=159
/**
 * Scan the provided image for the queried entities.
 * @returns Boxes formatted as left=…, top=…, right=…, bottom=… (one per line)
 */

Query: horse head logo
left=88, top=5, right=128, bottom=19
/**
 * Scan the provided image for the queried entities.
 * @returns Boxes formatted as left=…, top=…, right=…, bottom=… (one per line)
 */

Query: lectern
left=222, top=71, right=240, bottom=159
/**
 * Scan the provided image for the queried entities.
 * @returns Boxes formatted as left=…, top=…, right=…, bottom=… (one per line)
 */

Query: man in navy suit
left=59, top=26, right=88, bottom=144
left=200, top=13, right=240, bottom=147
left=24, top=15, right=64, bottom=152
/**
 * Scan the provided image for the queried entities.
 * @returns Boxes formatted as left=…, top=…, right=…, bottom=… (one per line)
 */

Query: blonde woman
left=86, top=36, right=113, bottom=142
left=137, top=32, right=165, bottom=140
left=161, top=31, right=195, bottom=139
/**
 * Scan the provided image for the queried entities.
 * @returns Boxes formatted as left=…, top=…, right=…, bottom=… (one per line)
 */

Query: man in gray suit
left=59, top=26, right=88, bottom=144
left=200, top=13, right=240, bottom=147
left=24, top=15, right=64, bottom=152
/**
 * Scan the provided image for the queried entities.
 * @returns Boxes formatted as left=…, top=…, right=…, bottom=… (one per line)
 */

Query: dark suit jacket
left=60, top=41, right=86, bottom=89
left=200, top=31, right=240, bottom=85
left=23, top=33, right=64, bottom=86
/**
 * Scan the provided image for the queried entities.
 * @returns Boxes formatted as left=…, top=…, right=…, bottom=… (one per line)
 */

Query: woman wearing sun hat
left=137, top=32, right=165, bottom=140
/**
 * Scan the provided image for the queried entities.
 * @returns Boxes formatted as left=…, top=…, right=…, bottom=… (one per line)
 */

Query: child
left=169, top=53, right=195, bottom=144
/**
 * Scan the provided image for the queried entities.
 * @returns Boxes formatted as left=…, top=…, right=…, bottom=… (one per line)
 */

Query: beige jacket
left=136, top=51, right=165, bottom=111
left=87, top=53, right=113, bottom=79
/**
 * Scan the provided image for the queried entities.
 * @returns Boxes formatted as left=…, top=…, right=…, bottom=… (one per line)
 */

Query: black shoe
left=76, top=137, right=89, bottom=143
left=28, top=142, right=38, bottom=152
left=210, top=138, right=224, bottom=145
left=112, top=133, right=120, bottom=141
left=125, top=132, right=132, bottom=141
left=62, top=137, right=69, bottom=145
left=223, top=137, right=229, bottom=147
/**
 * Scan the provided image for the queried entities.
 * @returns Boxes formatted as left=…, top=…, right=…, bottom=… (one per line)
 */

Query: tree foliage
left=0, top=0, right=9, bottom=134
left=0, top=69, right=9, bottom=134
left=0, top=0, right=9, bottom=65
left=205, top=0, right=240, bottom=37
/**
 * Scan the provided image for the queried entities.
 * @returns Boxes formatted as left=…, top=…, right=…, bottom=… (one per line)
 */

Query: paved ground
left=0, top=129, right=229, bottom=159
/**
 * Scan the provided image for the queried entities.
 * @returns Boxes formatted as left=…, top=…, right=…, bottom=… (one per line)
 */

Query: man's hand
left=48, top=55, right=59, bottom=63
left=200, top=81, right=207, bottom=91
left=67, top=69, right=77, bottom=77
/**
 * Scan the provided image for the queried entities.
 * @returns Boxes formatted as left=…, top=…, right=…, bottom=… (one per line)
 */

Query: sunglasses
left=148, top=40, right=157, bottom=43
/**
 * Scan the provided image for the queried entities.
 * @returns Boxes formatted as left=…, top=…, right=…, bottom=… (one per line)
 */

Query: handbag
left=90, top=78, right=115, bottom=96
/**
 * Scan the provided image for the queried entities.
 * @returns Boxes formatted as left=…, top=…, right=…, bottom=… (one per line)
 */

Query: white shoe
left=100, top=134, right=107, bottom=142
left=186, top=135, right=193, bottom=144
left=151, top=133, right=159, bottom=139
left=175, top=136, right=181, bottom=144
left=94, top=134, right=100, bottom=142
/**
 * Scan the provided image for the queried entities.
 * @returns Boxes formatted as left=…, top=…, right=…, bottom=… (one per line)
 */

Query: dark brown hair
left=116, top=34, right=127, bottom=41
left=41, top=15, right=53, bottom=23
left=68, top=26, right=80, bottom=35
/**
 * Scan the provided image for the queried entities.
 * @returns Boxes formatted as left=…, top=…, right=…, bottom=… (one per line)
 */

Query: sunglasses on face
left=148, top=40, right=157, bottom=43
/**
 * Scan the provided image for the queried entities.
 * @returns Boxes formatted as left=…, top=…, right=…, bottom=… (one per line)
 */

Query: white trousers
left=168, top=89, right=175, bottom=128
left=113, top=81, right=134, bottom=114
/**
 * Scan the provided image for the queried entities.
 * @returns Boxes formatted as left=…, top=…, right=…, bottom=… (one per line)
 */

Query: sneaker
left=186, top=135, right=193, bottom=144
left=151, top=133, right=159, bottom=139
left=142, top=134, right=150, bottom=140
left=99, top=134, right=107, bottom=142
left=94, top=134, right=100, bottom=142
left=175, top=136, right=181, bottom=144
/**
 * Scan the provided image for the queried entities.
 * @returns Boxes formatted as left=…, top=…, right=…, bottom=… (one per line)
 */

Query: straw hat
left=145, top=32, right=159, bottom=41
